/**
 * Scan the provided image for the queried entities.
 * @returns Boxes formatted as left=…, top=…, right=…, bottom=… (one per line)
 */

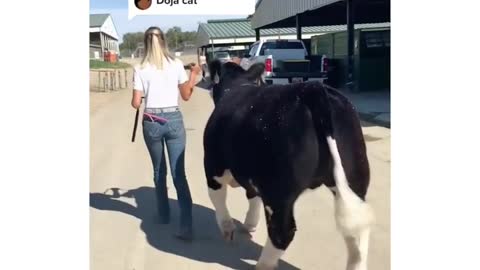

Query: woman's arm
left=131, top=67, right=144, bottom=109
left=131, top=90, right=143, bottom=109
left=179, top=64, right=201, bottom=101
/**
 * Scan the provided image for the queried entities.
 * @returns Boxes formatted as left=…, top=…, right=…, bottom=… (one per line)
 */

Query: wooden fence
left=90, top=69, right=132, bottom=92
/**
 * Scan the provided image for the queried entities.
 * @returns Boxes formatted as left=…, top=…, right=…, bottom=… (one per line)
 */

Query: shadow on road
left=90, top=186, right=300, bottom=270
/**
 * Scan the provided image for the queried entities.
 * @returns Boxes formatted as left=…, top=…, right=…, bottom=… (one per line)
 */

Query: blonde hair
left=141, top=26, right=174, bottom=70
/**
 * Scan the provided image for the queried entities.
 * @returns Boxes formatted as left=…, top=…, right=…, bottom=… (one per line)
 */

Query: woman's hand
left=178, top=63, right=202, bottom=101
left=190, top=63, right=201, bottom=75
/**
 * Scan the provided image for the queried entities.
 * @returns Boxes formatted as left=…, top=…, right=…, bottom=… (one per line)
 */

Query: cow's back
left=205, top=83, right=326, bottom=192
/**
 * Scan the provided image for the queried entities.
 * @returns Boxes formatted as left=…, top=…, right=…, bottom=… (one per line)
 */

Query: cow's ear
left=245, top=63, right=265, bottom=82
left=208, top=60, right=222, bottom=85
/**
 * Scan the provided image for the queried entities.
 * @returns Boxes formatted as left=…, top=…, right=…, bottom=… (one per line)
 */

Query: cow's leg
left=207, top=169, right=236, bottom=242
left=334, top=193, right=372, bottom=270
left=243, top=183, right=261, bottom=232
left=256, top=201, right=296, bottom=270
left=330, top=183, right=372, bottom=270
left=326, top=136, right=373, bottom=270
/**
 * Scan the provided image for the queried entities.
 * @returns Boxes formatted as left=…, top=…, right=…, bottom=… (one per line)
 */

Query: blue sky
left=90, top=0, right=245, bottom=42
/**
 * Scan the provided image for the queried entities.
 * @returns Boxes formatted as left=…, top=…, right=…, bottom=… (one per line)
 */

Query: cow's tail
left=311, top=83, right=374, bottom=235
left=326, top=135, right=374, bottom=235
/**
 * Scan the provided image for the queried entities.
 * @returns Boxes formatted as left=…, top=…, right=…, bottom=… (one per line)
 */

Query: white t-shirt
left=133, top=58, right=188, bottom=108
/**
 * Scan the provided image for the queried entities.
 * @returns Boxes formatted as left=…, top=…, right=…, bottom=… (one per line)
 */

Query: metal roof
left=90, top=14, right=110, bottom=28
left=252, top=0, right=341, bottom=29
left=196, top=18, right=390, bottom=47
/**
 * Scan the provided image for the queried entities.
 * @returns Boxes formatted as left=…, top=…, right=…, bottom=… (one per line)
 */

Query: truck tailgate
left=271, top=71, right=327, bottom=78
left=276, top=59, right=310, bottom=73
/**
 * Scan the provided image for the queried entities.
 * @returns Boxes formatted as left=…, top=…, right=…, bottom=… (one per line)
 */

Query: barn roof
left=196, top=18, right=390, bottom=46
left=252, top=0, right=390, bottom=29
left=252, top=0, right=341, bottom=29
left=90, top=14, right=110, bottom=28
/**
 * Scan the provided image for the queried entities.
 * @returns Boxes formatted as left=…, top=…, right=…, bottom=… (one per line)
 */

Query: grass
left=90, top=59, right=132, bottom=69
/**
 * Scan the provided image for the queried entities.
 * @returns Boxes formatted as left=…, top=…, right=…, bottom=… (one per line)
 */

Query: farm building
left=251, top=0, right=390, bottom=91
left=90, top=14, right=120, bottom=59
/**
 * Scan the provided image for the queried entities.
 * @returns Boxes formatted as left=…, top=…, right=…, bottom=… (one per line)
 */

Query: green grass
left=90, top=60, right=132, bottom=69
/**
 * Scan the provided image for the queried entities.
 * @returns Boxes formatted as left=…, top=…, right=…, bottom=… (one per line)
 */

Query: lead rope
left=131, top=107, right=140, bottom=142
left=131, top=97, right=145, bottom=143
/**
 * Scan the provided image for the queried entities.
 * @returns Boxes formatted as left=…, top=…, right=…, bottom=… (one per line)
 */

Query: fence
left=90, top=69, right=132, bottom=92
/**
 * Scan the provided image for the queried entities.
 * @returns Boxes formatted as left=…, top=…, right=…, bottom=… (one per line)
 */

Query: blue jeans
left=142, top=110, right=192, bottom=233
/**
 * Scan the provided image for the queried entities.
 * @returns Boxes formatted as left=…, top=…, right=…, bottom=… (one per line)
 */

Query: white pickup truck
left=240, top=39, right=328, bottom=85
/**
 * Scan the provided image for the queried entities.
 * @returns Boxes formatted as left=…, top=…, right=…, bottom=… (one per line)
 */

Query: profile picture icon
left=135, top=0, right=152, bottom=10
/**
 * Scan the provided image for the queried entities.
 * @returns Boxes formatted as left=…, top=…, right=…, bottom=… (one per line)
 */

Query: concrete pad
left=374, top=113, right=391, bottom=124
left=342, top=91, right=391, bottom=127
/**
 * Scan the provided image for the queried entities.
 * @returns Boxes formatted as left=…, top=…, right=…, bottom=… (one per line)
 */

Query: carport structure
left=196, top=18, right=368, bottom=66
left=252, top=0, right=390, bottom=90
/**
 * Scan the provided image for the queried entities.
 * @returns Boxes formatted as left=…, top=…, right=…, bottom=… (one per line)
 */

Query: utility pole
left=174, top=31, right=178, bottom=50
left=346, top=0, right=355, bottom=91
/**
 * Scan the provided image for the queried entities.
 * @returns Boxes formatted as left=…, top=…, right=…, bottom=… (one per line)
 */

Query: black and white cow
left=203, top=60, right=374, bottom=270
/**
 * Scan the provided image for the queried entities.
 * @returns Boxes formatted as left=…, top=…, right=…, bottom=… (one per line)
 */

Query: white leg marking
left=208, top=184, right=235, bottom=242
left=357, top=228, right=371, bottom=270
left=326, top=136, right=374, bottom=270
left=243, top=196, right=262, bottom=232
left=256, top=237, right=285, bottom=270
left=213, top=169, right=241, bottom=188
left=265, top=205, right=273, bottom=217
left=213, top=169, right=233, bottom=185
left=344, top=228, right=370, bottom=270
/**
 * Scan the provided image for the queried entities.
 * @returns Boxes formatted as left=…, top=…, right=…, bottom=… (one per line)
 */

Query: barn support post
left=197, top=47, right=201, bottom=65
left=296, top=14, right=302, bottom=40
left=346, top=0, right=355, bottom=91
left=255, top=28, right=260, bottom=41
left=207, top=40, right=214, bottom=64
left=100, top=32, right=105, bottom=57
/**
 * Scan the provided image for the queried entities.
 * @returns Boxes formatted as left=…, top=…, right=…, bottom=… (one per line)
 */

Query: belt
left=144, top=106, right=179, bottom=113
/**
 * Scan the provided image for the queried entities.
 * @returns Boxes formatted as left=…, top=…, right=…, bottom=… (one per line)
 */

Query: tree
left=119, top=26, right=198, bottom=55
left=166, top=26, right=182, bottom=50
left=119, top=32, right=144, bottom=55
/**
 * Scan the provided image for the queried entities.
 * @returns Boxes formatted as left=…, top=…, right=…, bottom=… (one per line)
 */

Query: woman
left=131, top=26, right=201, bottom=241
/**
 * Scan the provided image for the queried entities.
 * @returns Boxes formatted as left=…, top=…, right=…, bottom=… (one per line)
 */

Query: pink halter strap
left=143, top=112, right=168, bottom=123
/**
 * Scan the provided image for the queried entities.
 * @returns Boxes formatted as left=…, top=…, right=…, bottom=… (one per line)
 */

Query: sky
left=90, top=0, right=246, bottom=42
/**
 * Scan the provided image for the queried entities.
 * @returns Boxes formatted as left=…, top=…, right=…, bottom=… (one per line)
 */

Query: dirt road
left=90, top=57, right=390, bottom=270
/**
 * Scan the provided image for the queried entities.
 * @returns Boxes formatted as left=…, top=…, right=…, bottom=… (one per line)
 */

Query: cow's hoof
left=221, top=219, right=236, bottom=242
left=255, top=263, right=276, bottom=270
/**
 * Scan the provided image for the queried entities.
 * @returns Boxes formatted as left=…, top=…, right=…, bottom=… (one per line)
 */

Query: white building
left=89, top=14, right=120, bottom=59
